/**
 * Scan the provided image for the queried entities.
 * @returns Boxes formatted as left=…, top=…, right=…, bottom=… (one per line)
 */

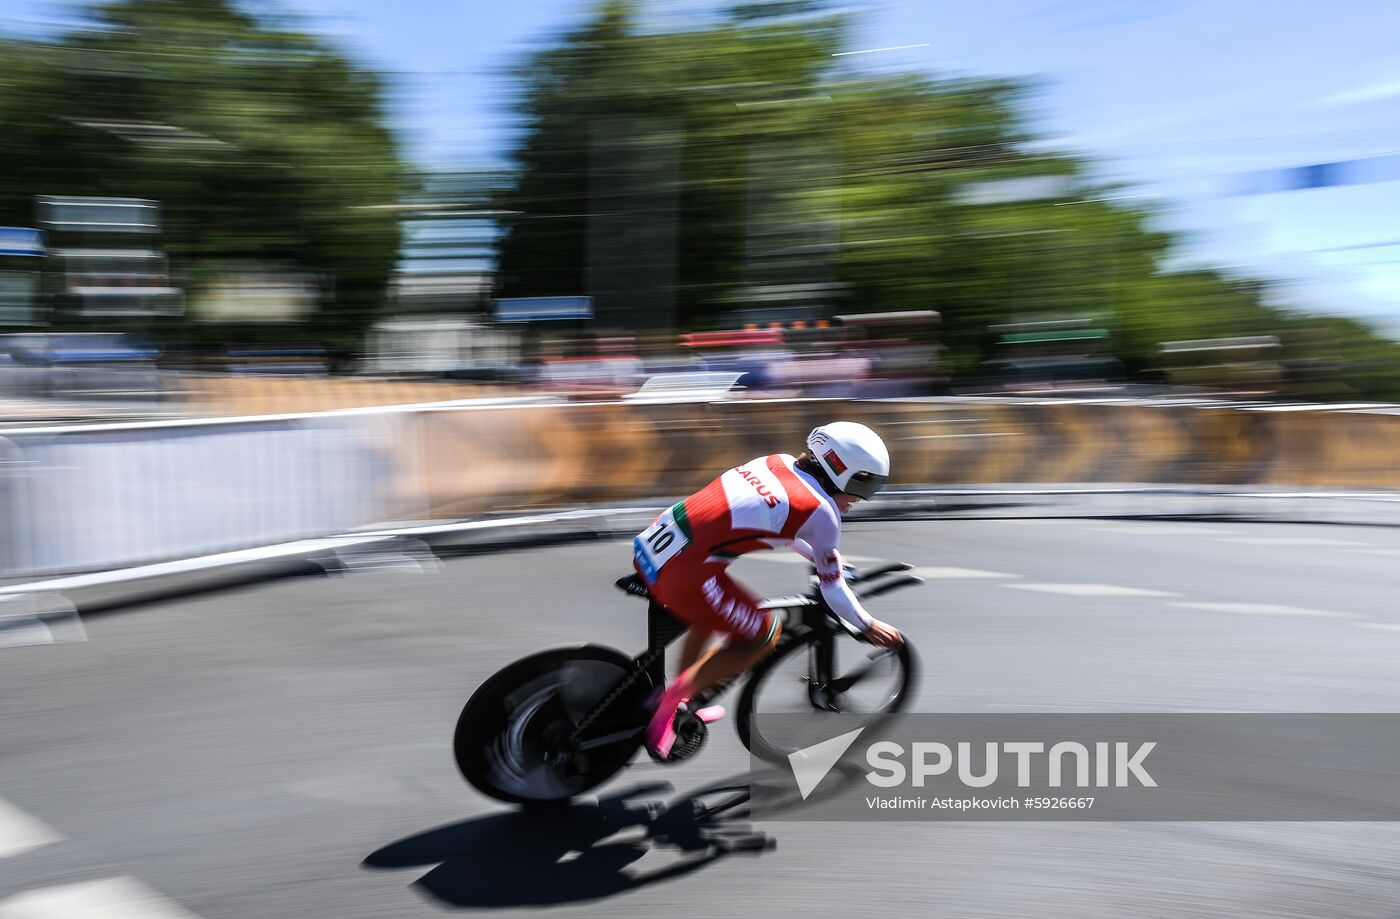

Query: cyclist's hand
left=863, top=618, right=904, bottom=648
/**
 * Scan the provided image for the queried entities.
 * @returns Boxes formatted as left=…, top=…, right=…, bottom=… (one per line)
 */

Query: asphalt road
left=5, top=516, right=1400, bottom=917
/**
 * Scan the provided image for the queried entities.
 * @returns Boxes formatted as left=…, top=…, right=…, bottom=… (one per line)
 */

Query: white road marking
left=1004, top=583, right=1177, bottom=598
left=1091, top=526, right=1232, bottom=536
left=0, top=619, right=54, bottom=650
left=912, top=566, right=1020, bottom=579
left=1356, top=623, right=1400, bottom=632
left=0, top=595, right=85, bottom=651
left=0, top=612, right=87, bottom=650
left=1170, top=602, right=1351, bottom=618
left=0, top=877, right=202, bottom=919
left=0, top=799, right=62, bottom=859
left=1212, top=537, right=1368, bottom=547
left=41, top=614, right=87, bottom=644
left=985, top=703, right=1104, bottom=711
left=1351, top=549, right=1400, bottom=557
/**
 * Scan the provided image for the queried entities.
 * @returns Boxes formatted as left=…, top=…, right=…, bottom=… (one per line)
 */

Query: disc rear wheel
left=454, top=646, right=654, bottom=804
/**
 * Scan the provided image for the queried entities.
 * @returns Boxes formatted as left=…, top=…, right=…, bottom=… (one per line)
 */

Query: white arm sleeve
left=758, top=536, right=813, bottom=560
left=794, top=503, right=874, bottom=632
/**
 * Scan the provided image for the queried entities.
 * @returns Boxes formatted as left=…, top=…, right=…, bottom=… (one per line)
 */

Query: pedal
left=694, top=704, right=726, bottom=724
left=646, top=708, right=708, bottom=765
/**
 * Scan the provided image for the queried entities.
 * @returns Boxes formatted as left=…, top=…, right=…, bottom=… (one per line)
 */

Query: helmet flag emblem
left=823, top=449, right=848, bottom=476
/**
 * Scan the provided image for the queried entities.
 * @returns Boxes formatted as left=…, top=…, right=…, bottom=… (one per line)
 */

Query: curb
left=0, top=508, right=663, bottom=624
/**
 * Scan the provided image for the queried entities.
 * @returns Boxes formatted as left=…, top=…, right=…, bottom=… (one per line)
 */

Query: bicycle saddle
left=614, top=573, right=651, bottom=599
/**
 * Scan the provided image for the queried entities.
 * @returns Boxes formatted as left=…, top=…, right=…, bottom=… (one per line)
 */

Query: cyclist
left=633, top=420, right=905, bottom=760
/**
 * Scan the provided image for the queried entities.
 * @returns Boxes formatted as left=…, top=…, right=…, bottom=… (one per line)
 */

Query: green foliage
left=0, top=0, right=407, bottom=351
left=496, top=1, right=1400, bottom=397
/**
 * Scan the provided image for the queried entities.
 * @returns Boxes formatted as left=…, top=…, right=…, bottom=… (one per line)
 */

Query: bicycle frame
left=572, top=564, right=920, bottom=751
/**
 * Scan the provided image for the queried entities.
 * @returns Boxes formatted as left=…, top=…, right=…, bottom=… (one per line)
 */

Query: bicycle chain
left=570, top=621, right=806, bottom=742
left=570, top=646, right=664, bottom=741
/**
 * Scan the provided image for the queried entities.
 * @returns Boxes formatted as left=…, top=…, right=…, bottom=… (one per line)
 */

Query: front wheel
left=737, top=627, right=917, bottom=763
left=454, top=646, right=654, bottom=805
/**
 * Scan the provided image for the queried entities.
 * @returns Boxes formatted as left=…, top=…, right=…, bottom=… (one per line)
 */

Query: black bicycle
left=454, top=562, right=923, bottom=805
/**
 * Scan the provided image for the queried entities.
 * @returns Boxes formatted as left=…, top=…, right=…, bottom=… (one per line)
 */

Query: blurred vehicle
left=763, top=352, right=874, bottom=397
left=225, top=345, right=329, bottom=375
left=1157, top=335, right=1284, bottom=396
left=534, top=354, right=645, bottom=400
left=1281, top=356, right=1354, bottom=400
left=977, top=318, right=1125, bottom=393
left=622, top=371, right=745, bottom=403
left=0, top=332, right=163, bottom=401
left=680, top=328, right=791, bottom=392
left=362, top=317, right=521, bottom=380
left=834, top=310, right=949, bottom=396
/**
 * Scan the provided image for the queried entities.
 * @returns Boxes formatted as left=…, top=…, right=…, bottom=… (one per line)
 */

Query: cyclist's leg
left=652, top=626, right=715, bottom=710
left=678, top=613, right=779, bottom=701
left=646, top=566, right=780, bottom=757
left=677, top=625, right=715, bottom=674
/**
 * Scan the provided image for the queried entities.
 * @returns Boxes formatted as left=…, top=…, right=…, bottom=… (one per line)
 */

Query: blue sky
left=7, top=0, right=1400, bottom=332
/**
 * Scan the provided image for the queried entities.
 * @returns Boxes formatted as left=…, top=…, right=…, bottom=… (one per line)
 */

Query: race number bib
left=633, top=503, right=691, bottom=584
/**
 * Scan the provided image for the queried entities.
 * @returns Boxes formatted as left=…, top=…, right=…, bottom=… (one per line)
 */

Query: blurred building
left=0, top=198, right=177, bottom=401
left=363, top=317, right=518, bottom=379
left=0, top=226, right=46, bottom=327
left=391, top=171, right=507, bottom=315
left=355, top=170, right=519, bottom=378
left=35, top=195, right=182, bottom=321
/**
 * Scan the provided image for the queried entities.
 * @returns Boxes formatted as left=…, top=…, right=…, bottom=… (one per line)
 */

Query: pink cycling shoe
left=645, top=682, right=692, bottom=760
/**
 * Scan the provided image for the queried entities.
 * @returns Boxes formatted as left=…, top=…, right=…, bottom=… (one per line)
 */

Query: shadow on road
left=363, top=776, right=774, bottom=908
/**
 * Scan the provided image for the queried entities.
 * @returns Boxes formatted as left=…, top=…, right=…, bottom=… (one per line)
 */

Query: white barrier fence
left=0, top=414, right=395, bottom=578
left=3, top=395, right=1400, bottom=581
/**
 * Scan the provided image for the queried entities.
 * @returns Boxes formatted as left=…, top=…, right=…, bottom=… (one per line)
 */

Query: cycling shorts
left=637, top=555, right=776, bottom=642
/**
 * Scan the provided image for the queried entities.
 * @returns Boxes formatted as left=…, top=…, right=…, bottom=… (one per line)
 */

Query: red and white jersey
left=681, top=453, right=829, bottom=560
left=633, top=453, right=873, bottom=630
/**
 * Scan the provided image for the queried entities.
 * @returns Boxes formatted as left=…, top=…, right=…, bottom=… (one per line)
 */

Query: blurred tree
left=495, top=0, right=1400, bottom=397
left=0, top=0, right=406, bottom=356
left=495, top=0, right=848, bottom=330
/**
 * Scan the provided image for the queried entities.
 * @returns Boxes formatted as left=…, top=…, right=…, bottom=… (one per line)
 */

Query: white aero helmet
left=806, top=421, right=890, bottom=499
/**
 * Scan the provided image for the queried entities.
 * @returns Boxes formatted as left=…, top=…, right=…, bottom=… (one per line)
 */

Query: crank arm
left=574, top=725, right=645, bottom=752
